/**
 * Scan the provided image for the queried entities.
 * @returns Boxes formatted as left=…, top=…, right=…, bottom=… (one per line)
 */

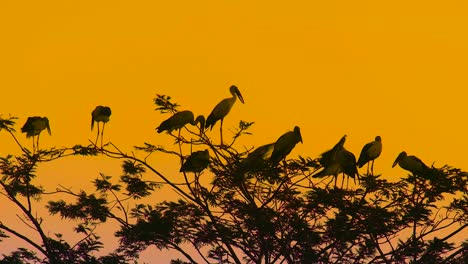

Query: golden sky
left=1, top=0, right=467, bottom=262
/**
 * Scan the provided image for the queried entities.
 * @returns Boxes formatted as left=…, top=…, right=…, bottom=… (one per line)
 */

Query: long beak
left=392, top=158, right=399, bottom=168
left=236, top=90, right=245, bottom=104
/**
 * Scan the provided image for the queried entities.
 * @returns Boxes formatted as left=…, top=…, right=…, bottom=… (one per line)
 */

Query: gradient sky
left=1, top=1, right=467, bottom=262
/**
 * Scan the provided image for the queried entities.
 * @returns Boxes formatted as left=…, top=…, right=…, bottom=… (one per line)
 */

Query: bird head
left=44, top=117, right=51, bottom=136
left=195, top=115, right=206, bottom=132
left=293, top=126, right=303, bottom=143
left=392, top=151, right=407, bottom=168
left=230, top=85, right=244, bottom=104
left=375, top=136, right=381, bottom=142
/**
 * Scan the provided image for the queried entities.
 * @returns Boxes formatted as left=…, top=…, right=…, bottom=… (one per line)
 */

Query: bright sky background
left=1, top=0, right=467, bottom=262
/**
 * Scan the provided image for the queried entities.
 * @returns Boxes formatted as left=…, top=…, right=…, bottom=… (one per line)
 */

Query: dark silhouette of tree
left=0, top=94, right=466, bottom=263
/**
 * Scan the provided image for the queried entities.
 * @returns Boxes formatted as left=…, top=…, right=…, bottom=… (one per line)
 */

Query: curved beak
left=392, top=157, right=400, bottom=168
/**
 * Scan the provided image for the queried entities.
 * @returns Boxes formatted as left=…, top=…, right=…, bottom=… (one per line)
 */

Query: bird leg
left=101, top=123, right=105, bottom=148
left=95, top=123, right=101, bottom=147
left=371, top=160, right=375, bottom=176
left=220, top=119, right=224, bottom=146
left=32, top=136, right=36, bottom=154
left=36, top=135, right=40, bottom=153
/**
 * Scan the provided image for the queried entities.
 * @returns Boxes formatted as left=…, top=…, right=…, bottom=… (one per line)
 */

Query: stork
left=157, top=110, right=205, bottom=135
left=241, top=143, right=275, bottom=171
left=21, top=116, right=51, bottom=154
left=338, top=148, right=359, bottom=187
left=392, top=151, right=429, bottom=176
left=319, top=135, right=346, bottom=168
left=270, top=126, right=303, bottom=164
left=205, top=85, right=244, bottom=145
left=313, top=135, right=358, bottom=188
left=180, top=149, right=210, bottom=173
left=357, top=136, right=382, bottom=175
left=91, top=106, right=112, bottom=148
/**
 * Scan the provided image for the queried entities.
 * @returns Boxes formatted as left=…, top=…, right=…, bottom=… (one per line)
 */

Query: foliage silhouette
left=0, top=93, right=467, bottom=264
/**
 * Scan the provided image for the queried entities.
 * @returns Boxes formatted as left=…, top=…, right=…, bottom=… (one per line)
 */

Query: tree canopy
left=0, top=94, right=466, bottom=264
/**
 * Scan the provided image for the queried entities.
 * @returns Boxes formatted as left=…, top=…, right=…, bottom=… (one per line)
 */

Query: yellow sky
left=1, top=0, right=467, bottom=262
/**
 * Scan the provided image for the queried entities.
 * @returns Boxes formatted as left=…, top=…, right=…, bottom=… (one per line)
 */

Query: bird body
left=180, top=149, right=210, bottom=173
left=21, top=116, right=51, bottom=138
left=270, top=126, right=303, bottom=164
left=313, top=135, right=358, bottom=187
left=205, top=85, right=244, bottom=145
left=21, top=116, right=51, bottom=153
left=242, top=143, right=275, bottom=169
left=319, top=135, right=346, bottom=167
left=339, top=149, right=358, bottom=182
left=392, top=151, right=428, bottom=176
left=157, top=110, right=204, bottom=134
left=91, top=106, right=111, bottom=130
left=91, top=106, right=112, bottom=147
left=357, top=136, right=382, bottom=175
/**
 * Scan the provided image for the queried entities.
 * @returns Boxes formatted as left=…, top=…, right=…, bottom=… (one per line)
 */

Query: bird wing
left=21, top=117, right=34, bottom=133
left=357, top=142, right=373, bottom=167
left=205, top=98, right=234, bottom=130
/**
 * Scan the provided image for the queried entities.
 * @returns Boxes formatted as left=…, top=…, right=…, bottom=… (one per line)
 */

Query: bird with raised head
left=357, top=136, right=382, bottom=175
left=270, top=126, right=303, bottom=164
left=205, top=85, right=244, bottom=145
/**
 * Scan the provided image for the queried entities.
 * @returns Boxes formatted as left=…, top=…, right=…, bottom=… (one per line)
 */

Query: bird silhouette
left=91, top=106, right=111, bottom=148
left=180, top=149, right=210, bottom=173
left=357, top=136, right=382, bottom=175
left=338, top=148, right=359, bottom=188
left=241, top=143, right=275, bottom=172
left=313, top=135, right=358, bottom=188
left=21, top=116, right=51, bottom=154
left=205, top=85, right=244, bottom=145
left=157, top=110, right=205, bottom=135
left=392, top=151, right=429, bottom=177
left=270, top=126, right=303, bottom=164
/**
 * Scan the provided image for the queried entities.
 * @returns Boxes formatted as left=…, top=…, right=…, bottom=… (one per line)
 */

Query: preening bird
left=357, top=136, right=382, bottom=175
left=270, top=126, right=303, bottom=164
left=91, top=106, right=112, bottom=148
left=392, top=151, right=429, bottom=176
left=205, top=85, right=244, bottom=145
left=156, top=110, right=205, bottom=135
left=21, top=116, right=51, bottom=153
left=313, top=135, right=358, bottom=188
left=319, top=135, right=347, bottom=168
left=180, top=149, right=210, bottom=173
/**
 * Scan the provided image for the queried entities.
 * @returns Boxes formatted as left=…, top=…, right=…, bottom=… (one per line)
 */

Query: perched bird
left=205, top=85, right=244, bottom=145
left=357, top=136, right=382, bottom=175
left=91, top=106, right=112, bottom=148
left=241, top=143, right=275, bottom=170
left=392, top=151, right=429, bottom=176
left=156, top=110, right=205, bottom=135
left=270, top=126, right=303, bottom=164
left=313, top=135, right=358, bottom=188
left=21, top=116, right=51, bottom=153
left=180, top=149, right=210, bottom=173
left=338, top=149, right=359, bottom=187
left=319, top=135, right=347, bottom=168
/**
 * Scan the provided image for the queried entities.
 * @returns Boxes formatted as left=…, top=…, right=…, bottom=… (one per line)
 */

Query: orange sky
left=1, top=1, right=467, bottom=262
